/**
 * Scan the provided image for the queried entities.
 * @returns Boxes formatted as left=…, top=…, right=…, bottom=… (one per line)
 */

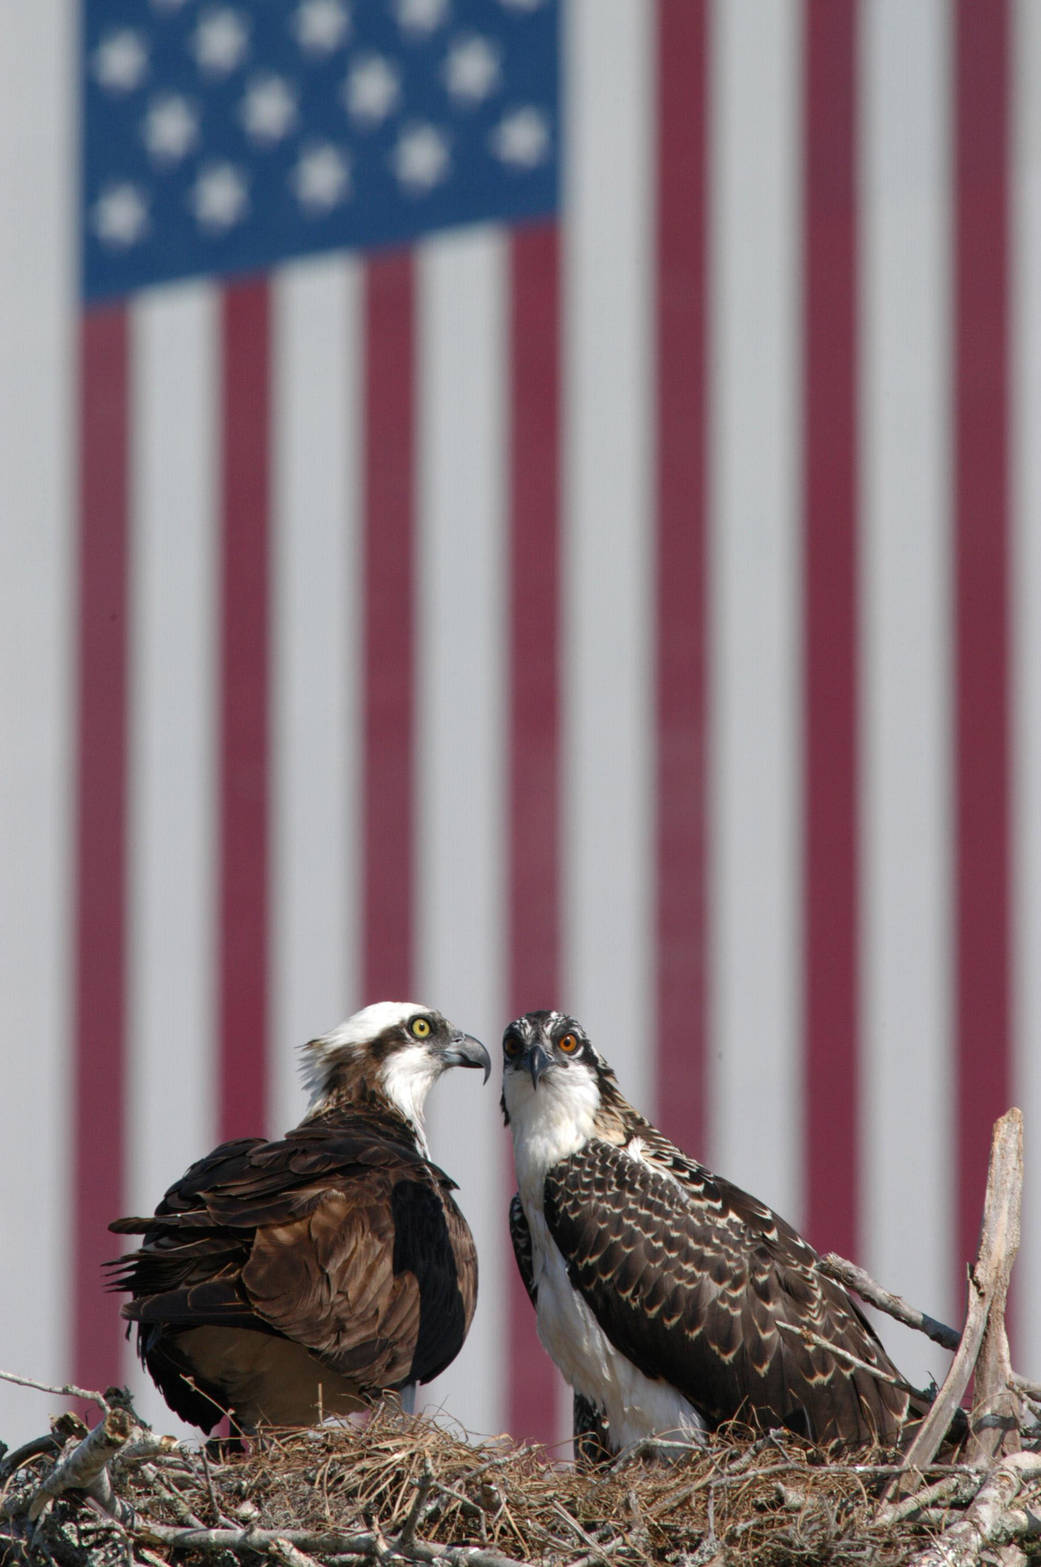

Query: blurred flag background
left=2, top=0, right=1040, bottom=1449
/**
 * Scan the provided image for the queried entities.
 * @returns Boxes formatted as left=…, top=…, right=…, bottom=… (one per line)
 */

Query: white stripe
left=415, top=226, right=507, bottom=1438
left=0, top=0, right=74, bottom=1446
left=270, top=254, right=361, bottom=1135
left=1012, top=0, right=1041, bottom=1382
left=708, top=0, right=804, bottom=1224
left=127, top=284, right=219, bottom=1434
left=562, top=0, right=654, bottom=1114
left=859, top=0, right=955, bottom=1389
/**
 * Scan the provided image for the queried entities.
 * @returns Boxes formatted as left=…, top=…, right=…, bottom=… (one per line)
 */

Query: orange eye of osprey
left=503, top=1035, right=522, bottom=1058
left=558, top=1033, right=579, bottom=1054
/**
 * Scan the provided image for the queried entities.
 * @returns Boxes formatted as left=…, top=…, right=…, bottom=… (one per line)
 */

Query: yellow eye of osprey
left=559, top=1032, right=579, bottom=1054
left=410, top=1016, right=432, bottom=1039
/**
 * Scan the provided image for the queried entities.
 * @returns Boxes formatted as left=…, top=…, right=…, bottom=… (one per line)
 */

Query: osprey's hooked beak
left=442, top=1031, right=492, bottom=1083
left=526, top=1041, right=553, bottom=1091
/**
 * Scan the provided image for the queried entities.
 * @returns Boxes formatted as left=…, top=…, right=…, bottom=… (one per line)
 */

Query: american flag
left=1, top=0, right=1039, bottom=1449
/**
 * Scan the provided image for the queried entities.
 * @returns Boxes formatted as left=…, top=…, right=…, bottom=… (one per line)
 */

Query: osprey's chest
left=514, top=1159, right=707, bottom=1449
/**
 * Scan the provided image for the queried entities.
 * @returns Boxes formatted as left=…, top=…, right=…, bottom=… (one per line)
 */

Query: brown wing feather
left=543, top=1136, right=913, bottom=1446
left=241, top=1189, right=421, bottom=1389
left=107, top=1113, right=477, bottom=1429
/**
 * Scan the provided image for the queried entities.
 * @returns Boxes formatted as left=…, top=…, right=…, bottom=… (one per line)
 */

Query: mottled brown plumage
left=108, top=1002, right=489, bottom=1434
left=503, top=1011, right=921, bottom=1454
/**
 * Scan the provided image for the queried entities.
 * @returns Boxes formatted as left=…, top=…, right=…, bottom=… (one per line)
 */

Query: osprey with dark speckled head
left=502, top=1010, right=922, bottom=1459
left=108, top=1002, right=490, bottom=1435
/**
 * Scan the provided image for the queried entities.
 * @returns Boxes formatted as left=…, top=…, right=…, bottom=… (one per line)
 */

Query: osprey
left=502, top=1010, right=920, bottom=1456
left=108, top=1002, right=490, bottom=1434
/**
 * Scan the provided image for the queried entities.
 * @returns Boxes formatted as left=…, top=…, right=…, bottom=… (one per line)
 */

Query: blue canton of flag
left=83, top=0, right=560, bottom=302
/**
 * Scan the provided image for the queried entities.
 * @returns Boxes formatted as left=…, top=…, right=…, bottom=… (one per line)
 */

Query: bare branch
left=0, top=1369, right=109, bottom=1411
left=135, top=1520, right=531, bottom=1567
left=27, top=1406, right=135, bottom=1521
left=889, top=1110, right=1026, bottom=1492
left=774, top=1319, right=925, bottom=1394
left=966, top=1108, right=1024, bottom=1464
left=820, top=1254, right=960, bottom=1352
left=907, top=1449, right=1041, bottom=1567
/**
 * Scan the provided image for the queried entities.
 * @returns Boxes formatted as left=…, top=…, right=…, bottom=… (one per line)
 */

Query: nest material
left=1, top=1400, right=1039, bottom=1567
left=3, top=1106, right=1040, bottom=1567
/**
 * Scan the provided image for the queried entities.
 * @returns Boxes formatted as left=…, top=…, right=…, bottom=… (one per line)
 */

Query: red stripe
left=802, top=0, right=860, bottom=1257
left=654, top=0, right=708, bottom=1154
left=362, top=252, right=416, bottom=1001
left=507, top=220, right=562, bottom=1446
left=74, top=306, right=130, bottom=1395
left=219, top=280, right=271, bottom=1141
left=955, top=0, right=1011, bottom=1279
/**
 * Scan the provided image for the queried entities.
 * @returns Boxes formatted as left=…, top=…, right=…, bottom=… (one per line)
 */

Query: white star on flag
left=444, top=35, right=501, bottom=106
left=292, top=0, right=351, bottom=56
left=92, top=183, right=150, bottom=248
left=490, top=105, right=550, bottom=169
left=393, top=122, right=451, bottom=192
left=93, top=30, right=149, bottom=94
left=394, top=0, right=450, bottom=39
left=240, top=75, right=298, bottom=144
left=291, top=144, right=352, bottom=213
left=190, top=162, right=249, bottom=231
left=192, top=8, right=251, bottom=77
left=343, top=55, right=401, bottom=126
left=142, top=93, right=200, bottom=164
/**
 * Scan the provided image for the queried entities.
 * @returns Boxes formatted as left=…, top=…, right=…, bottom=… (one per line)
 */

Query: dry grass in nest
left=4, top=1398, right=1041, bottom=1567
left=102, top=1404, right=973, bottom=1567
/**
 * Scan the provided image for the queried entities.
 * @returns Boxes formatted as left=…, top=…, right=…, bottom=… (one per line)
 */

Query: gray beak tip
left=446, top=1033, right=492, bottom=1084
left=527, top=1043, right=552, bottom=1091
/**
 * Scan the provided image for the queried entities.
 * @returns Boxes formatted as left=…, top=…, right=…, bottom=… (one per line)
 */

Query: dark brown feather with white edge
left=503, top=1010, right=922, bottom=1456
left=107, top=1002, right=489, bottom=1434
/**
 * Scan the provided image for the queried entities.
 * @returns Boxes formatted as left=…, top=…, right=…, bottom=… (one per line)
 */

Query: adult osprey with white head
left=108, top=1002, right=490, bottom=1434
left=502, top=1010, right=921, bottom=1457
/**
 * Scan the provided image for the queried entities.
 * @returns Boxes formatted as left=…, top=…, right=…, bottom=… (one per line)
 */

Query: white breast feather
left=506, top=1067, right=706, bottom=1451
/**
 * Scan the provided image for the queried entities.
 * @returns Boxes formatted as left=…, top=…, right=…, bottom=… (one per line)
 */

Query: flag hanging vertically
left=1, top=0, right=1040, bottom=1453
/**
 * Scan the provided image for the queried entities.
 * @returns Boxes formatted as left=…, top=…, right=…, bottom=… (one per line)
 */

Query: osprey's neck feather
left=505, top=1063, right=643, bottom=1208
left=302, top=1046, right=437, bottom=1155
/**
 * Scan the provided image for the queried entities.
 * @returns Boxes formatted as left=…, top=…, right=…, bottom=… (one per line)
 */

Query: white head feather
left=300, top=1001, right=444, bottom=1149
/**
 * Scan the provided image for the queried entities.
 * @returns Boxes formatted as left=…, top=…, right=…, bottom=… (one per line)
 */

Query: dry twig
left=907, top=1449, right=1041, bottom=1567
left=820, top=1255, right=960, bottom=1353
left=27, top=1405, right=134, bottom=1521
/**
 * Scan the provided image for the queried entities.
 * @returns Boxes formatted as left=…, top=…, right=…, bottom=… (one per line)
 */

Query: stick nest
left=3, top=1400, right=1039, bottom=1567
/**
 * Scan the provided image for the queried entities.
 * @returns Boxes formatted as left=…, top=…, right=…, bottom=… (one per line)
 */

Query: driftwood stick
left=876, top=1472, right=980, bottom=1529
left=27, top=1406, right=135, bottom=1521
left=1008, top=1371, right=1041, bottom=1406
left=775, top=1320, right=926, bottom=1394
left=268, top=1540, right=324, bottom=1567
left=888, top=1110, right=1025, bottom=1492
left=907, top=1449, right=1041, bottom=1567
left=110, top=1430, right=189, bottom=1470
left=820, top=1254, right=960, bottom=1352
left=135, top=1521, right=530, bottom=1567
left=0, top=1368, right=110, bottom=1411
left=966, top=1108, right=1023, bottom=1465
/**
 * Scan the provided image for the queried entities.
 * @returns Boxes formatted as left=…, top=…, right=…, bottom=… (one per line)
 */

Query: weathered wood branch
left=907, top=1449, right=1041, bottom=1567
left=135, top=1520, right=531, bottom=1567
left=0, top=1368, right=110, bottom=1411
left=820, top=1254, right=960, bottom=1352
left=27, top=1405, right=135, bottom=1521
left=889, top=1109, right=1026, bottom=1492
left=966, top=1109, right=1024, bottom=1464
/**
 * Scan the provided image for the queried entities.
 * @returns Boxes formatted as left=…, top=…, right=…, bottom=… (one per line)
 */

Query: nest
left=2, top=1398, right=1040, bottom=1567
left=3, top=1108, right=1040, bottom=1567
